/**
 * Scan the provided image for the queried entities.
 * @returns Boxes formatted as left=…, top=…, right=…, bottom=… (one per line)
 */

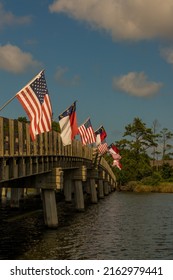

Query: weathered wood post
left=20, top=188, right=25, bottom=199
left=89, top=178, right=98, bottom=203
left=107, top=174, right=111, bottom=193
left=88, top=169, right=98, bottom=204
left=41, top=188, right=58, bottom=228
left=98, top=179, right=104, bottom=198
left=98, top=170, right=105, bottom=198
left=10, top=187, right=20, bottom=208
left=73, top=166, right=87, bottom=211
left=64, top=171, right=72, bottom=203
left=103, top=181, right=109, bottom=195
left=36, top=170, right=59, bottom=228
left=103, top=171, right=109, bottom=196
left=74, top=180, right=84, bottom=211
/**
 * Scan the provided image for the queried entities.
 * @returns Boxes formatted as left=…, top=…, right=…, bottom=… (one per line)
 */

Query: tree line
left=106, top=117, right=173, bottom=186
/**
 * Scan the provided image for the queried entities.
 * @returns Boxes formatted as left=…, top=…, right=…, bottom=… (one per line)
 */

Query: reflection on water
left=1, top=192, right=173, bottom=259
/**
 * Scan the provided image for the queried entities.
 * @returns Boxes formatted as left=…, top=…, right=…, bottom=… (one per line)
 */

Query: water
left=1, top=191, right=173, bottom=260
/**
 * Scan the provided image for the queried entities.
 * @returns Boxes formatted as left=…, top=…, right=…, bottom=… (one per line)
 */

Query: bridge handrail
left=0, top=116, right=115, bottom=181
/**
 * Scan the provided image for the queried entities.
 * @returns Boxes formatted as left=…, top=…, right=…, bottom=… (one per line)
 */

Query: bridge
left=0, top=116, right=116, bottom=228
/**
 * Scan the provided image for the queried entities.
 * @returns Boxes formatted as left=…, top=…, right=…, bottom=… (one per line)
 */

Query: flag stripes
left=78, top=118, right=96, bottom=145
left=98, top=142, right=108, bottom=155
left=16, top=70, right=52, bottom=141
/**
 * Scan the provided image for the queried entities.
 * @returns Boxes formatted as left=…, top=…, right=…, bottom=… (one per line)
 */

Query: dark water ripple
left=1, top=192, right=173, bottom=259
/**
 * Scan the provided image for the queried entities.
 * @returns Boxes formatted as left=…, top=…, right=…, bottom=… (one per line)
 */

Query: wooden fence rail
left=0, top=116, right=115, bottom=183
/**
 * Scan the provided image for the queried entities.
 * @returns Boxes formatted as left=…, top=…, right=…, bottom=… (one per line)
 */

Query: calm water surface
left=0, top=191, right=173, bottom=260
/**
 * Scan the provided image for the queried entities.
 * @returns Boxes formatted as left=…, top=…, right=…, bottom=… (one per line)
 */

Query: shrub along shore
left=119, top=181, right=173, bottom=193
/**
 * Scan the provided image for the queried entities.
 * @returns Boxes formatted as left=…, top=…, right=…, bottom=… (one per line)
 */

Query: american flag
left=78, top=118, right=96, bottom=145
left=16, top=70, right=52, bottom=141
left=97, top=142, right=108, bottom=155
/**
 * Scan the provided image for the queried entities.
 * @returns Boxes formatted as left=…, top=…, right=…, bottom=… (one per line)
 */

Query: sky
left=0, top=0, right=173, bottom=145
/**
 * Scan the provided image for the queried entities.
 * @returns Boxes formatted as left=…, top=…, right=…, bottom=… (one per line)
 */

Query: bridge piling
left=41, top=188, right=58, bottom=228
left=103, top=181, right=109, bottom=196
left=10, top=188, right=20, bottom=208
left=74, top=180, right=85, bottom=211
left=64, top=173, right=72, bottom=203
left=88, top=169, right=98, bottom=203
left=72, top=165, right=87, bottom=211
left=97, top=179, right=104, bottom=199
left=89, top=178, right=98, bottom=204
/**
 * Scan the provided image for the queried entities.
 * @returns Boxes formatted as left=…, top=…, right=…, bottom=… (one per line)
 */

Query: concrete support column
left=98, top=179, right=104, bottom=198
left=103, top=181, right=109, bottom=196
left=64, top=176, right=72, bottom=202
left=41, top=188, right=58, bottom=228
left=10, top=188, right=20, bottom=208
left=74, top=180, right=84, bottom=211
left=89, top=178, right=98, bottom=203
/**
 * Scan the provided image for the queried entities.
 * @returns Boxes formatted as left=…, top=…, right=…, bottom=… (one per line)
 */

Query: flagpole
left=79, top=116, right=90, bottom=126
left=95, top=124, right=103, bottom=132
left=0, top=94, right=17, bottom=112
left=0, top=69, right=45, bottom=113
left=53, top=100, right=78, bottom=122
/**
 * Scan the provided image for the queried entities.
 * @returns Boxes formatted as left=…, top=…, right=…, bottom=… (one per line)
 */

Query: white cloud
left=113, top=72, right=162, bottom=97
left=49, top=0, right=173, bottom=41
left=0, top=44, right=41, bottom=73
left=0, top=3, right=31, bottom=29
left=160, top=47, right=173, bottom=64
left=55, top=66, right=80, bottom=86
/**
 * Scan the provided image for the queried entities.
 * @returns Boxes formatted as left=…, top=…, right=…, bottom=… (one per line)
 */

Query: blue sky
left=0, top=0, right=173, bottom=145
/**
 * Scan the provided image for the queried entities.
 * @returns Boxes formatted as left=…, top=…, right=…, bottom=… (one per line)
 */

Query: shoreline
left=118, top=182, right=173, bottom=193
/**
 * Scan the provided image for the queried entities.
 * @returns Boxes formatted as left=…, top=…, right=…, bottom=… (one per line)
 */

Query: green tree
left=52, top=121, right=60, bottom=132
left=159, top=128, right=173, bottom=160
left=151, top=119, right=161, bottom=164
left=116, top=118, right=157, bottom=182
left=123, top=117, right=157, bottom=153
left=17, top=116, right=28, bottom=123
left=161, top=163, right=173, bottom=179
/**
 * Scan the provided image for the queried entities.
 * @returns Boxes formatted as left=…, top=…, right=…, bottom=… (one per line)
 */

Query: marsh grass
left=132, top=182, right=173, bottom=193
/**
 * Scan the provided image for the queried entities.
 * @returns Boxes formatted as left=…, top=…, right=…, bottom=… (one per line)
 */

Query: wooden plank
left=44, top=132, right=48, bottom=155
left=26, top=123, right=31, bottom=155
left=57, top=133, right=61, bottom=155
left=18, top=121, right=23, bottom=156
left=9, top=119, right=14, bottom=156
left=0, top=117, right=4, bottom=156
left=14, top=120, right=19, bottom=155
left=33, top=136, right=38, bottom=155
left=52, top=131, right=57, bottom=155
left=48, top=131, right=53, bottom=155
left=39, top=134, right=43, bottom=155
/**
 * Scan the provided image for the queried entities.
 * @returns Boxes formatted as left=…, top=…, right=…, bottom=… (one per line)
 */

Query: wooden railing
left=0, top=116, right=115, bottom=183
